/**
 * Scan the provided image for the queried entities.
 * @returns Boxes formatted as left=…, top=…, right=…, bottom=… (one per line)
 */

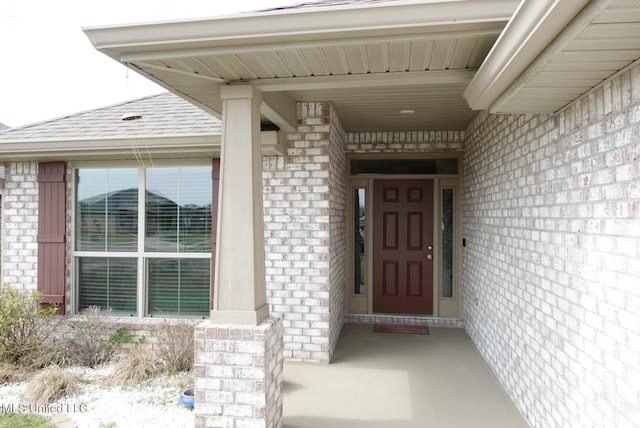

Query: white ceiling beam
left=249, top=69, right=476, bottom=92
left=260, top=92, right=297, bottom=133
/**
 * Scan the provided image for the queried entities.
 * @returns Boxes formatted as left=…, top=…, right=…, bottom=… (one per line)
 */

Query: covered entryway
left=82, top=1, right=640, bottom=427
left=372, top=179, right=434, bottom=315
left=284, top=324, right=529, bottom=427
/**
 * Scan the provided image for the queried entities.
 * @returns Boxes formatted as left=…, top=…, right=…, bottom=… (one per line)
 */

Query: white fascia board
left=0, top=131, right=285, bottom=161
left=464, top=0, right=591, bottom=111
left=83, top=0, right=518, bottom=62
left=254, top=69, right=477, bottom=92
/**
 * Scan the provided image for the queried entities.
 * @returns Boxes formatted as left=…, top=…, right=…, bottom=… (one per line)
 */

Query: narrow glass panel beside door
left=354, top=188, right=366, bottom=295
left=441, top=188, right=454, bottom=298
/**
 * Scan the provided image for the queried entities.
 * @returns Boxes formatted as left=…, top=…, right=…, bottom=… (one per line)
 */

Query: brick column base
left=194, top=316, right=284, bottom=428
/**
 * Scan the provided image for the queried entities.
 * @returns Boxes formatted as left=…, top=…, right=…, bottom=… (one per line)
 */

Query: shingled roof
left=261, top=0, right=402, bottom=12
left=0, top=92, right=221, bottom=142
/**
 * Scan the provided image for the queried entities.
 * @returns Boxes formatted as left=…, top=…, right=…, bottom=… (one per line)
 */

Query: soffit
left=481, top=0, right=640, bottom=114
left=85, top=0, right=519, bottom=132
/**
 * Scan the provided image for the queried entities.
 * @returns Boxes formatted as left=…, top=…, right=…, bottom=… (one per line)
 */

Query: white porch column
left=212, top=84, right=268, bottom=325
left=195, top=84, right=284, bottom=428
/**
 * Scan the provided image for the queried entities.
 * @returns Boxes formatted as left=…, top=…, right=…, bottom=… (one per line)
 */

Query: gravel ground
left=0, top=365, right=195, bottom=428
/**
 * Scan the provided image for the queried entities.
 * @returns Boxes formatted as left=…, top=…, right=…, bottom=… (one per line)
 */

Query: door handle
left=426, top=244, right=433, bottom=260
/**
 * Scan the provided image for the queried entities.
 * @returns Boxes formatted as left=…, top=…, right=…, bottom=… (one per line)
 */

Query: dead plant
left=109, top=346, right=164, bottom=385
left=64, top=306, right=115, bottom=367
left=156, top=319, right=194, bottom=374
left=0, top=362, right=26, bottom=384
left=23, top=366, right=81, bottom=404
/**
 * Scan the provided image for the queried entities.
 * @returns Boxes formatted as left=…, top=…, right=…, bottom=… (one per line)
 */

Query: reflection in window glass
left=148, top=258, right=210, bottom=316
left=351, top=158, right=458, bottom=175
left=354, top=188, right=366, bottom=294
left=75, top=168, right=138, bottom=252
left=146, top=167, right=212, bottom=253
left=442, top=189, right=454, bottom=298
left=75, top=165, right=212, bottom=317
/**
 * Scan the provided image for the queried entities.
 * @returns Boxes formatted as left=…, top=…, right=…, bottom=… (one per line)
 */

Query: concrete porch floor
left=283, top=323, right=529, bottom=428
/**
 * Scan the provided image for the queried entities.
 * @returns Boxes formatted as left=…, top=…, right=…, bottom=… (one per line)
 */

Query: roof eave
left=83, top=0, right=519, bottom=63
left=0, top=131, right=284, bottom=162
left=463, top=0, right=593, bottom=112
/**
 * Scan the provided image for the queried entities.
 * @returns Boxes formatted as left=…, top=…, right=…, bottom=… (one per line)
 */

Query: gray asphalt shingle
left=0, top=93, right=222, bottom=142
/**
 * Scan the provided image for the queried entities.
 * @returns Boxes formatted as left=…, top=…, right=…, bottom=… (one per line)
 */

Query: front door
left=372, top=179, right=434, bottom=315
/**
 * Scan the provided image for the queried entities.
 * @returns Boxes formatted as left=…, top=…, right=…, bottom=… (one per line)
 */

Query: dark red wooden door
left=372, top=180, right=434, bottom=315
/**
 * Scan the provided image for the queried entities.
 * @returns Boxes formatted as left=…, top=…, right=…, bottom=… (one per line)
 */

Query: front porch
left=284, top=323, right=528, bottom=427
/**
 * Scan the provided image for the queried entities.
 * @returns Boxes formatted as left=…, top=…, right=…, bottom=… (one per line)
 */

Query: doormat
left=373, top=324, right=429, bottom=335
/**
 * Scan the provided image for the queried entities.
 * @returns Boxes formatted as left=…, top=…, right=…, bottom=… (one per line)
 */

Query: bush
left=156, top=320, right=194, bottom=374
left=109, top=327, right=137, bottom=346
left=63, top=306, right=115, bottom=367
left=109, top=346, right=164, bottom=385
left=0, top=362, right=26, bottom=384
left=0, top=289, right=57, bottom=368
left=23, top=366, right=81, bottom=405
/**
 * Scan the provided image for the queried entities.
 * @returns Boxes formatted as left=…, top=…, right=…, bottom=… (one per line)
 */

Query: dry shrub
left=64, top=306, right=115, bottom=367
left=109, top=346, right=164, bottom=385
left=156, top=319, right=194, bottom=374
left=0, top=362, right=26, bottom=384
left=23, top=366, right=81, bottom=404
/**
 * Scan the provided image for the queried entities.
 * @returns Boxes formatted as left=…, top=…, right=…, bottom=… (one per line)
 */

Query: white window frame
left=71, top=159, right=213, bottom=317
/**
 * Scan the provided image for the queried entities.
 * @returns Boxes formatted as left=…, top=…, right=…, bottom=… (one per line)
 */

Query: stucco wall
left=463, top=64, right=640, bottom=428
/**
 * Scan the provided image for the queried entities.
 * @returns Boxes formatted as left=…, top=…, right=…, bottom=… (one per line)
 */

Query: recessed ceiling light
left=399, top=109, right=415, bottom=115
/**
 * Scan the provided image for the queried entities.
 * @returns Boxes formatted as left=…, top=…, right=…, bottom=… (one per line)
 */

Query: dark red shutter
left=210, top=158, right=220, bottom=309
left=37, top=162, right=66, bottom=314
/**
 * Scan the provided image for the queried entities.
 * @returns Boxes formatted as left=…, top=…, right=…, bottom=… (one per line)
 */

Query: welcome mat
left=373, top=324, right=429, bottom=335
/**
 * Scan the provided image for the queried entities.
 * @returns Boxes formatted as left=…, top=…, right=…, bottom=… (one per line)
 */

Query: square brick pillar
left=194, top=317, right=284, bottom=428
left=195, top=85, right=284, bottom=427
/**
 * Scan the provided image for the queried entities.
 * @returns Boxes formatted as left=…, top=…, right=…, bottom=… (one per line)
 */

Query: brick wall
left=262, top=102, right=346, bottom=363
left=347, top=130, right=464, bottom=153
left=328, top=105, right=347, bottom=359
left=2, top=162, right=39, bottom=290
left=463, top=64, right=640, bottom=428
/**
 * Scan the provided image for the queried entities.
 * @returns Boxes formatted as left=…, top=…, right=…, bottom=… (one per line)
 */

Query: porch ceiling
left=84, top=0, right=518, bottom=132
left=84, top=0, right=640, bottom=132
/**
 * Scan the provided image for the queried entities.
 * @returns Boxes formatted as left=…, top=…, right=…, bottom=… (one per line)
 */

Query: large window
left=75, top=165, right=212, bottom=317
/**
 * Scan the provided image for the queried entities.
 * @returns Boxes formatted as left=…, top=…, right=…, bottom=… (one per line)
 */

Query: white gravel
left=0, top=365, right=195, bottom=428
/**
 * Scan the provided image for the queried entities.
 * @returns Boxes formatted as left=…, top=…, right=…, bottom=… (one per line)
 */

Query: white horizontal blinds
left=145, top=166, right=212, bottom=316
left=77, top=257, right=137, bottom=315
left=145, top=166, right=212, bottom=253
left=76, top=168, right=138, bottom=314
left=75, top=168, right=138, bottom=252
left=147, top=258, right=210, bottom=316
